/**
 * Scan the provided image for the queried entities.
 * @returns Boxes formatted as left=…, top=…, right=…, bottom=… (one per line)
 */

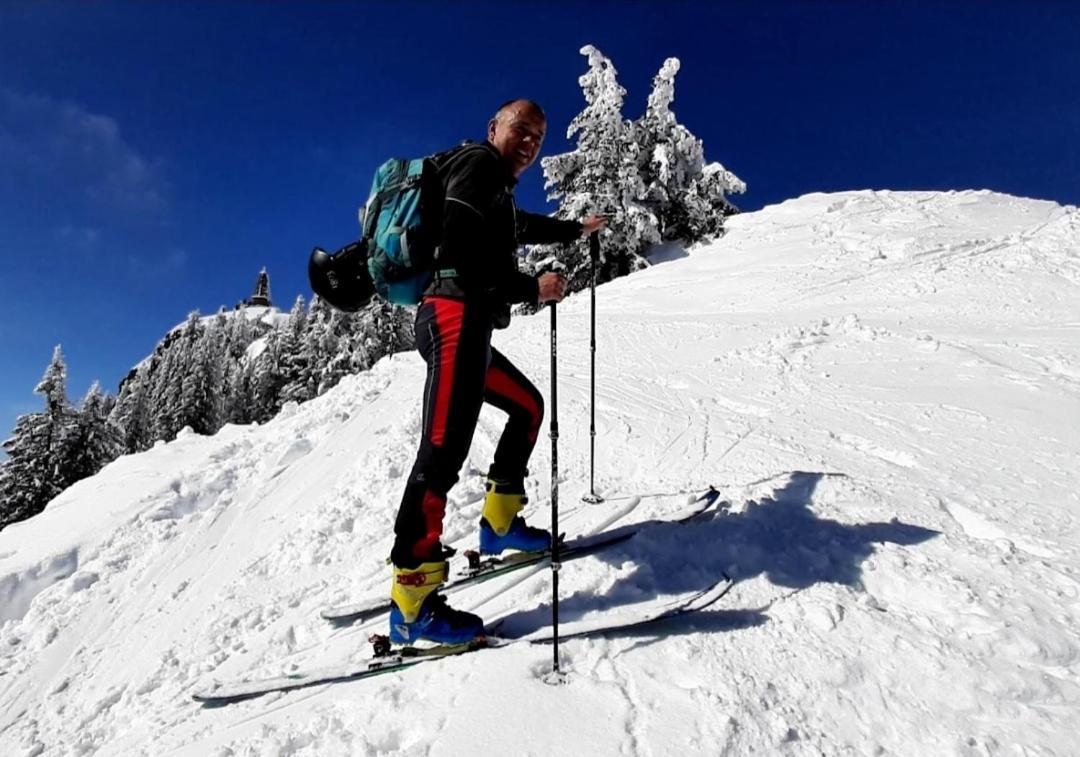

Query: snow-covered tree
left=533, top=46, right=746, bottom=293
left=304, top=296, right=341, bottom=395
left=0, top=413, right=57, bottom=530
left=321, top=310, right=367, bottom=389
left=0, top=346, right=78, bottom=530
left=250, top=328, right=285, bottom=423
left=537, top=45, right=656, bottom=291
left=150, top=313, right=200, bottom=441
left=113, top=368, right=154, bottom=453
left=65, top=382, right=123, bottom=482
left=225, top=308, right=256, bottom=361
left=225, top=358, right=256, bottom=425
left=178, top=315, right=225, bottom=435
left=633, top=57, right=744, bottom=242
left=279, top=295, right=313, bottom=405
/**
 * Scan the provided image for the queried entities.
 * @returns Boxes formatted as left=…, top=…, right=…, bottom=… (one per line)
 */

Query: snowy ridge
left=2, top=189, right=1079, bottom=755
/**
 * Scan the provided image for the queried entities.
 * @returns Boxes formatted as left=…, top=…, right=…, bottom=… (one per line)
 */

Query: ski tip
left=694, top=486, right=721, bottom=505
left=684, top=486, right=719, bottom=507
left=476, top=635, right=512, bottom=650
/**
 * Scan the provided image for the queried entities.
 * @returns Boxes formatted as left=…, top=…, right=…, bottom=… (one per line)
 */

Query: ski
left=192, top=573, right=735, bottom=705
left=319, top=486, right=723, bottom=625
left=191, top=638, right=488, bottom=705
left=492, top=570, right=735, bottom=644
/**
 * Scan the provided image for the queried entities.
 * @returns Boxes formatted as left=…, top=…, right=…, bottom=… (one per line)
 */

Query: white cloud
left=0, top=89, right=170, bottom=217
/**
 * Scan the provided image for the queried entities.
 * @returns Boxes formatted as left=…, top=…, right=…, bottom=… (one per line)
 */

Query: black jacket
left=426, top=141, right=582, bottom=328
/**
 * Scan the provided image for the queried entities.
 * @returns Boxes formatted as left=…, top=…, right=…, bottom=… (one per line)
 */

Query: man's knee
left=410, top=443, right=464, bottom=494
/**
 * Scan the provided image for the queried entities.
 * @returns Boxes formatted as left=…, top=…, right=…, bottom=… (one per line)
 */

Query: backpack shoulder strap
left=429, top=141, right=493, bottom=175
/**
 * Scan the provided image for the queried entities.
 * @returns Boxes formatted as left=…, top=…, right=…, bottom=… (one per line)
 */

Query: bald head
left=493, top=99, right=546, bottom=125
left=487, top=99, right=547, bottom=178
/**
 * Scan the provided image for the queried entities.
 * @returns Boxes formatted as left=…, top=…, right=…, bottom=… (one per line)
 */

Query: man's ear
left=487, top=118, right=498, bottom=141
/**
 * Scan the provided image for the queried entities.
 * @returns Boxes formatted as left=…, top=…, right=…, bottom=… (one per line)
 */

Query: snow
left=2, top=189, right=1079, bottom=755
left=161, top=305, right=287, bottom=341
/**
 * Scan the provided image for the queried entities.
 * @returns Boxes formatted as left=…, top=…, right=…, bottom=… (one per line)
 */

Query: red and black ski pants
left=391, top=296, right=544, bottom=568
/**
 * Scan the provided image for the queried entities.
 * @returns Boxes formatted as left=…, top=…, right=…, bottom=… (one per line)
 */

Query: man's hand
left=581, top=215, right=608, bottom=237
left=537, top=272, right=568, bottom=304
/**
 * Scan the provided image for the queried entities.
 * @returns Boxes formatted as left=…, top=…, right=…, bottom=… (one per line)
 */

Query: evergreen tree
left=221, top=309, right=259, bottom=424
left=279, top=295, right=313, bottom=405
left=0, top=346, right=77, bottom=530
left=337, top=300, right=415, bottom=376
left=323, top=309, right=367, bottom=389
left=151, top=313, right=199, bottom=441
left=633, top=57, right=745, bottom=243
left=250, top=328, right=285, bottom=423
left=113, top=368, right=154, bottom=453
left=535, top=45, right=746, bottom=293
left=305, top=296, right=341, bottom=395
left=0, top=413, right=56, bottom=530
left=225, top=358, right=256, bottom=425
left=537, top=44, right=656, bottom=291
left=148, top=344, right=178, bottom=441
left=226, top=307, right=255, bottom=361
left=179, top=315, right=225, bottom=434
left=66, top=382, right=123, bottom=482
left=366, top=300, right=415, bottom=360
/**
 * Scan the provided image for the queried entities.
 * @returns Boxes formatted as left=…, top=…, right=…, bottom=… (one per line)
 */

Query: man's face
left=488, top=104, right=547, bottom=178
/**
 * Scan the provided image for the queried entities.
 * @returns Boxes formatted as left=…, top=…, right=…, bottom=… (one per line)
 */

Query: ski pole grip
left=589, top=231, right=600, bottom=262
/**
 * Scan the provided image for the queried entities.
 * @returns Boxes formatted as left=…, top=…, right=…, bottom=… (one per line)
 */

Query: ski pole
left=583, top=232, right=604, bottom=504
left=549, top=301, right=561, bottom=675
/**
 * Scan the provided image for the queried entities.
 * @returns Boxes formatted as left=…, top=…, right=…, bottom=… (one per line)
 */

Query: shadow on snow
left=496, top=471, right=939, bottom=640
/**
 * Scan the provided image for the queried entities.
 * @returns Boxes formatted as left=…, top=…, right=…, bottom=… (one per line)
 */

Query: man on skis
left=388, top=99, right=606, bottom=645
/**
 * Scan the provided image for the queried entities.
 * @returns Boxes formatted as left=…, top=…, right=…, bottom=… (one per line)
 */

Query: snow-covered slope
left=2, top=190, right=1078, bottom=756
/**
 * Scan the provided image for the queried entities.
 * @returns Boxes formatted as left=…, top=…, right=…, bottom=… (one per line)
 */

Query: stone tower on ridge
left=249, top=268, right=272, bottom=307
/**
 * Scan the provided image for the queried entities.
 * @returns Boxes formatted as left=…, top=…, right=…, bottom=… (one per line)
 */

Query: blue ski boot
left=389, top=560, right=484, bottom=645
left=478, top=477, right=551, bottom=555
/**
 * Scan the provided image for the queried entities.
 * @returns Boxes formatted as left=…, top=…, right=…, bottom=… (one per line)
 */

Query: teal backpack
left=361, top=143, right=486, bottom=304
left=309, top=143, right=480, bottom=311
left=361, top=156, right=441, bottom=305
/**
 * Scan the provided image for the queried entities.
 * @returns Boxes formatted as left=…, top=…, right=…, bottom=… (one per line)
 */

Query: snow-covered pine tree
left=304, top=296, right=341, bottom=396
left=225, top=307, right=255, bottom=361
left=224, top=358, right=256, bottom=425
left=178, top=314, right=225, bottom=435
left=0, top=346, right=78, bottom=530
left=343, top=300, right=414, bottom=373
left=537, top=44, right=657, bottom=291
left=322, top=310, right=367, bottom=389
left=369, top=300, right=415, bottom=358
left=685, top=161, right=746, bottom=239
left=633, top=57, right=745, bottom=243
left=250, top=327, right=285, bottom=424
left=218, top=309, right=259, bottom=425
left=65, top=382, right=123, bottom=482
left=113, top=368, right=155, bottom=453
left=150, top=312, right=199, bottom=441
left=279, top=295, right=313, bottom=405
left=0, top=413, right=56, bottom=530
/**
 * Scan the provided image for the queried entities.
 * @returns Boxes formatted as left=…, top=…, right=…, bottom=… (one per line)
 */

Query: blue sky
left=1, top=1, right=1078, bottom=439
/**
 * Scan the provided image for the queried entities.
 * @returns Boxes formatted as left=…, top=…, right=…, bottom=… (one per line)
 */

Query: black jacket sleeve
left=515, top=209, right=583, bottom=245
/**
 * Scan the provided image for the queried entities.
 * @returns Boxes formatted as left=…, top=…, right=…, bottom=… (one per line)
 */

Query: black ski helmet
left=308, top=240, right=376, bottom=312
